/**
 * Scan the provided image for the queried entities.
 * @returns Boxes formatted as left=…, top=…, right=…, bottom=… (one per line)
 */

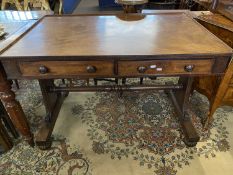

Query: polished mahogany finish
left=0, top=12, right=232, bottom=149
left=19, top=61, right=114, bottom=78
left=196, top=13, right=233, bottom=48
left=190, top=10, right=233, bottom=127
left=1, top=14, right=231, bottom=58
left=118, top=59, right=214, bottom=76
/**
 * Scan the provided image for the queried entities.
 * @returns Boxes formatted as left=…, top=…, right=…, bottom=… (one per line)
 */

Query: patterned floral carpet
left=0, top=78, right=233, bottom=175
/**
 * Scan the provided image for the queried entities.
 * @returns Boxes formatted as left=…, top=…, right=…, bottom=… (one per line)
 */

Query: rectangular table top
left=1, top=12, right=232, bottom=59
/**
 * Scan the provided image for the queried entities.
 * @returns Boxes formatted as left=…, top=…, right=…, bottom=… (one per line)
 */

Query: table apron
left=1, top=56, right=231, bottom=79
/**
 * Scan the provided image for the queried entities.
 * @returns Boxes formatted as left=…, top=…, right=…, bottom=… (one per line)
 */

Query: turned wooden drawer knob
left=86, top=65, right=97, bottom=73
left=137, top=66, right=147, bottom=73
left=184, top=65, right=194, bottom=72
left=39, top=65, right=48, bottom=74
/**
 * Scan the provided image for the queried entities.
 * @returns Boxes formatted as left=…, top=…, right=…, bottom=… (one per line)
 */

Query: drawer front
left=19, top=61, right=114, bottom=77
left=118, top=59, right=214, bottom=76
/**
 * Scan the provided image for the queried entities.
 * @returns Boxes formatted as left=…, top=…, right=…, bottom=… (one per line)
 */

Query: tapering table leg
left=0, top=66, right=34, bottom=146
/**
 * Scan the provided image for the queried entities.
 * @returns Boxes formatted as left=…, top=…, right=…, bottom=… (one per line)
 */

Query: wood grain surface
left=118, top=59, right=214, bottom=76
left=1, top=13, right=232, bottom=59
left=19, top=61, right=114, bottom=77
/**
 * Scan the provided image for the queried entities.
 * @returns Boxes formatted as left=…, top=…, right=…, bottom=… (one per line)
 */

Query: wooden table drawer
left=19, top=61, right=114, bottom=77
left=118, top=59, right=214, bottom=76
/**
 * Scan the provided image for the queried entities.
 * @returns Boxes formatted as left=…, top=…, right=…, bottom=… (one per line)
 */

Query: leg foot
left=181, top=117, right=200, bottom=147
left=36, top=137, right=53, bottom=150
left=183, top=137, right=198, bottom=147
